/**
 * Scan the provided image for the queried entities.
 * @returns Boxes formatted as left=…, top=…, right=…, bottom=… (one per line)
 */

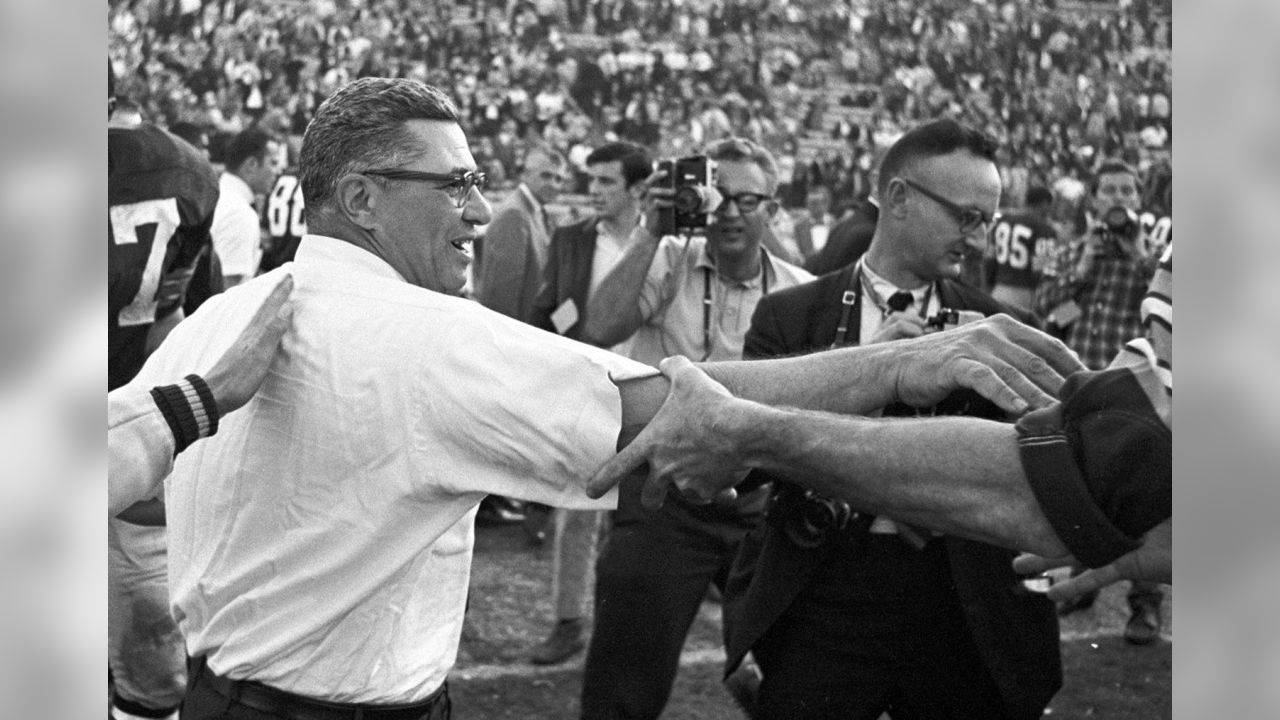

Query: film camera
left=653, top=156, right=720, bottom=236
left=1094, top=205, right=1141, bottom=255
left=925, top=307, right=985, bottom=331
left=772, top=486, right=866, bottom=549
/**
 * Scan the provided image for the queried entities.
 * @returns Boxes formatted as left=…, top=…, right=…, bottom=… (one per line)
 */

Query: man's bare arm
left=607, top=355, right=1069, bottom=558
left=733, top=405, right=1067, bottom=557
left=580, top=230, right=659, bottom=347
left=704, top=314, right=1082, bottom=417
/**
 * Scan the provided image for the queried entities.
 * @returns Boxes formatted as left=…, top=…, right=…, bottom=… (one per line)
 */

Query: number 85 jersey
left=986, top=211, right=1059, bottom=290
left=109, top=125, right=219, bottom=390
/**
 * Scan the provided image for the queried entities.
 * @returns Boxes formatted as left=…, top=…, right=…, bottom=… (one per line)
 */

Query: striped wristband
left=150, top=374, right=220, bottom=456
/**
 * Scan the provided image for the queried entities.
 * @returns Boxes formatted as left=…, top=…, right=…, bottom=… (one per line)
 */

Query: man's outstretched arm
left=607, top=315, right=1087, bottom=549
left=604, top=347, right=1169, bottom=570
left=610, top=355, right=1069, bottom=558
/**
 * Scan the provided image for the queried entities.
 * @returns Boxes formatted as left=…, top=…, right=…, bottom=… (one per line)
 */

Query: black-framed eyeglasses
left=898, top=177, right=991, bottom=234
left=361, top=168, right=488, bottom=208
left=715, top=189, right=771, bottom=215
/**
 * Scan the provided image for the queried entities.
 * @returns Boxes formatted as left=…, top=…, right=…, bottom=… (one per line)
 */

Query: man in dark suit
left=724, top=119, right=1061, bottom=719
left=525, top=141, right=652, bottom=665
left=474, top=144, right=565, bottom=323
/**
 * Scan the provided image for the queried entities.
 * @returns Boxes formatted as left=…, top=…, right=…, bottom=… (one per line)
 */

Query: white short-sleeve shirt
left=131, top=235, right=653, bottom=704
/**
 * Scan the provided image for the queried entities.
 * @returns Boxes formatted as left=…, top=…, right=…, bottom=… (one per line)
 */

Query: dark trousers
left=753, top=537, right=1011, bottom=720
left=580, top=487, right=759, bottom=720
left=182, top=656, right=450, bottom=720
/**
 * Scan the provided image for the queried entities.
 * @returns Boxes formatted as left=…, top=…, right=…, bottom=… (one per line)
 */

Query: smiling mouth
left=451, top=238, right=474, bottom=257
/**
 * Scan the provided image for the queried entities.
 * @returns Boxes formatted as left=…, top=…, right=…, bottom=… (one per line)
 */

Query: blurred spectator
left=792, top=185, right=836, bottom=263
left=984, top=185, right=1061, bottom=315
left=474, top=144, right=567, bottom=321
left=211, top=127, right=283, bottom=286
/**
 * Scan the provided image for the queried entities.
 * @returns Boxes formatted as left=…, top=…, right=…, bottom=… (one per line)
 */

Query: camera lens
left=673, top=186, right=707, bottom=214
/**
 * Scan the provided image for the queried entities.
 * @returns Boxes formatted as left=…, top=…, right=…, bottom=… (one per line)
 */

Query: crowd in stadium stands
left=109, top=0, right=1171, bottom=218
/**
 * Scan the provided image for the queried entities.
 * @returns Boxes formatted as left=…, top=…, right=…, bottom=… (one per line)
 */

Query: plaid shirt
left=1035, top=234, right=1158, bottom=370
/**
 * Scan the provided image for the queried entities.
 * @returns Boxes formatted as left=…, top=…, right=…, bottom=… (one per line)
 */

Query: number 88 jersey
left=260, top=170, right=307, bottom=273
left=109, top=125, right=219, bottom=390
left=986, top=210, right=1059, bottom=290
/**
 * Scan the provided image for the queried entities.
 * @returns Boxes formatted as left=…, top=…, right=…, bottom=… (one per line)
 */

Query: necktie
left=886, top=290, right=914, bottom=313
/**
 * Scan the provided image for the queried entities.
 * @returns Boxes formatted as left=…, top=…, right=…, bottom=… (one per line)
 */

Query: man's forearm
left=617, top=347, right=900, bottom=449
left=613, top=367, right=1069, bottom=557
left=736, top=406, right=1069, bottom=558
left=701, top=347, right=902, bottom=416
left=581, top=232, right=659, bottom=346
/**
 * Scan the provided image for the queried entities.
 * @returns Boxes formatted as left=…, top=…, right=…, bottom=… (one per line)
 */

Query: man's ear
left=882, top=178, right=910, bottom=219
left=763, top=199, right=780, bottom=219
left=335, top=173, right=379, bottom=230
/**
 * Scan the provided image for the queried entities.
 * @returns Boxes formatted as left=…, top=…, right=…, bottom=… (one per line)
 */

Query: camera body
left=924, top=307, right=985, bottom=331
left=654, top=155, right=718, bottom=236
left=774, top=486, right=860, bottom=549
left=1094, top=205, right=1141, bottom=255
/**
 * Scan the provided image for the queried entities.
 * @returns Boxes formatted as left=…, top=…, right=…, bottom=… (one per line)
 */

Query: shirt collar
left=294, top=234, right=408, bottom=284
left=859, top=257, right=930, bottom=303
left=695, top=240, right=773, bottom=289
left=220, top=172, right=255, bottom=204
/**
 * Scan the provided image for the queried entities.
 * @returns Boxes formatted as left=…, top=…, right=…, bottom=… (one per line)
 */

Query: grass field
left=453, top=523, right=1171, bottom=719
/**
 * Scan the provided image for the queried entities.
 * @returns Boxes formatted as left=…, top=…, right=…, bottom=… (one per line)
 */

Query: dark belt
left=190, top=656, right=450, bottom=720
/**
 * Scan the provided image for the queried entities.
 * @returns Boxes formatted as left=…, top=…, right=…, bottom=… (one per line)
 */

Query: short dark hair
left=1089, top=160, right=1141, bottom=196
left=224, top=127, right=278, bottom=173
left=300, top=78, right=461, bottom=211
left=875, top=119, right=998, bottom=198
left=586, top=141, right=652, bottom=187
left=705, top=137, right=779, bottom=193
left=1025, top=186, right=1053, bottom=208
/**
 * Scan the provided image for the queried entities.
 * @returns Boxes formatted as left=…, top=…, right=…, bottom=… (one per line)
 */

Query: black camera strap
left=702, top=247, right=769, bottom=361
left=831, top=261, right=935, bottom=348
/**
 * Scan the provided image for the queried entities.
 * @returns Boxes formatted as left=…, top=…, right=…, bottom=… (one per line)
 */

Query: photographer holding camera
left=1035, top=160, right=1164, bottom=644
left=578, top=137, right=812, bottom=720
left=718, top=120, right=1059, bottom=720
left=1037, top=161, right=1160, bottom=370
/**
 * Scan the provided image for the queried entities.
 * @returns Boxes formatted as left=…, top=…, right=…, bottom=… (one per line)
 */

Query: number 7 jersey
left=109, top=125, right=219, bottom=390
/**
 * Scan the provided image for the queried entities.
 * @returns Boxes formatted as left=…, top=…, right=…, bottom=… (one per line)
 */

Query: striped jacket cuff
left=149, top=374, right=220, bottom=456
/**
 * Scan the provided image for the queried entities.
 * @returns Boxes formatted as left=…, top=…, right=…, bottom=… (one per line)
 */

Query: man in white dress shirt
left=128, top=78, right=1084, bottom=720
left=211, top=127, right=283, bottom=286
